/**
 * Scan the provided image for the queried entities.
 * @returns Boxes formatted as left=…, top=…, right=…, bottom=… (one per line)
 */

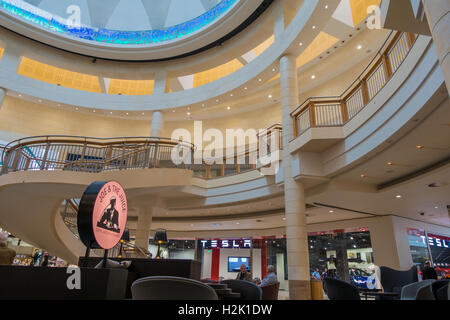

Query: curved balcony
left=291, top=31, right=417, bottom=136
left=0, top=125, right=282, bottom=179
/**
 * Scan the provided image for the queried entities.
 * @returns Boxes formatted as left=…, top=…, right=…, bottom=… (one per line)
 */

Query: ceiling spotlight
left=93, top=110, right=96, bottom=113
left=357, top=45, right=363, bottom=50
left=360, top=174, right=367, bottom=178
left=18, top=94, right=22, bottom=97
left=109, top=111, right=113, bottom=114
left=272, top=68, right=276, bottom=72
left=325, top=5, right=328, bottom=9
left=244, top=87, right=248, bottom=90
left=395, top=194, right=402, bottom=199
left=434, top=206, right=439, bottom=209
left=230, top=93, right=233, bottom=97
left=282, top=217, right=286, bottom=221
left=75, top=107, right=79, bottom=110
left=299, top=42, right=303, bottom=46
left=186, top=112, right=191, bottom=116
left=311, top=75, right=316, bottom=79
left=202, top=104, right=205, bottom=107
left=416, top=145, right=424, bottom=149
left=312, top=26, right=316, bottom=29
left=126, top=112, right=129, bottom=115
left=268, top=94, right=273, bottom=98
left=141, top=113, right=145, bottom=115
left=387, top=162, right=393, bottom=166
left=236, top=222, right=240, bottom=225
left=172, top=110, right=176, bottom=113
left=329, top=210, right=334, bottom=213
left=38, top=99, right=42, bottom=103
left=258, top=78, right=262, bottom=82
left=216, top=99, right=219, bottom=102
left=227, top=106, right=231, bottom=110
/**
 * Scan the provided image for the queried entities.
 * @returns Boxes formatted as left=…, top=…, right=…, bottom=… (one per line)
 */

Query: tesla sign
left=200, top=239, right=252, bottom=249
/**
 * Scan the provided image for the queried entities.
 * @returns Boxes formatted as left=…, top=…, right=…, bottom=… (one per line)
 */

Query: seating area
left=323, top=267, right=449, bottom=301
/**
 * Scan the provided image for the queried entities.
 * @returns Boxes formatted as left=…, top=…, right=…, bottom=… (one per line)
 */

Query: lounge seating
left=435, top=284, right=449, bottom=300
left=221, top=279, right=262, bottom=300
left=400, top=280, right=435, bottom=300
left=431, top=279, right=450, bottom=299
left=323, top=278, right=360, bottom=300
left=261, top=282, right=280, bottom=300
left=379, top=266, right=418, bottom=299
left=131, top=276, right=218, bottom=300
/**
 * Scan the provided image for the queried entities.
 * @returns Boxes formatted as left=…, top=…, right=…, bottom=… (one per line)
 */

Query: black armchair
left=323, top=278, right=360, bottom=300
left=221, top=279, right=262, bottom=300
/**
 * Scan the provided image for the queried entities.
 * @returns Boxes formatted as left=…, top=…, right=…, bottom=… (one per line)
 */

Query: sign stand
left=102, top=249, right=109, bottom=269
left=83, top=241, right=92, bottom=267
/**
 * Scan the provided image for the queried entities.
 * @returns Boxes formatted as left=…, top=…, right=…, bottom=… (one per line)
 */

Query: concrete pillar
left=150, top=111, right=164, bottom=137
left=153, top=70, right=168, bottom=95
left=280, top=54, right=311, bottom=300
left=0, top=88, right=5, bottom=110
left=422, top=0, right=450, bottom=93
left=135, top=206, right=153, bottom=252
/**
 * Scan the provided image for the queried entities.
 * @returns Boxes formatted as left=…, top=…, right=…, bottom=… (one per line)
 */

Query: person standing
left=312, top=268, right=321, bottom=280
left=0, top=232, right=16, bottom=265
left=422, top=261, right=438, bottom=280
left=236, top=264, right=252, bottom=281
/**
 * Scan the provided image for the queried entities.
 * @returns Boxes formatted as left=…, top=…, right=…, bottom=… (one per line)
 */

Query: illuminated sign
left=419, top=235, right=449, bottom=248
left=200, top=239, right=252, bottom=249
left=77, top=181, right=128, bottom=250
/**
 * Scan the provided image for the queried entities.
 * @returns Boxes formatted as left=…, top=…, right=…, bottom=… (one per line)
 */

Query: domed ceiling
left=0, top=0, right=272, bottom=60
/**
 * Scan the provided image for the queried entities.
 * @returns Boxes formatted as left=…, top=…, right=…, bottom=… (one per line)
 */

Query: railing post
left=236, top=156, right=241, bottom=175
left=220, top=163, right=225, bottom=177
left=293, top=116, right=298, bottom=137
left=382, top=53, right=393, bottom=79
left=40, top=142, right=50, bottom=171
left=308, top=102, right=316, bottom=127
left=144, top=144, right=151, bottom=168
left=406, top=32, right=416, bottom=49
left=12, top=148, right=22, bottom=172
left=340, top=100, right=349, bottom=123
left=119, top=144, right=126, bottom=170
left=153, top=143, right=159, bottom=168
left=361, top=80, right=370, bottom=105
left=81, top=142, right=87, bottom=172
left=24, top=157, right=31, bottom=171
left=205, top=164, right=211, bottom=179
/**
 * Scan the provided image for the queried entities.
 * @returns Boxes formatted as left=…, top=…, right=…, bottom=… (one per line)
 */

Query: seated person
left=236, top=264, right=252, bottom=281
left=259, top=265, right=278, bottom=287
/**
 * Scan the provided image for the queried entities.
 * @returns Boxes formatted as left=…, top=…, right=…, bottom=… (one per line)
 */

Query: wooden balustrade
left=291, top=32, right=416, bottom=137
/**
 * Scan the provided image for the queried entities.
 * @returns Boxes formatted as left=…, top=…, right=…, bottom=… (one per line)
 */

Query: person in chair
left=259, top=265, right=278, bottom=287
left=97, top=197, right=120, bottom=233
left=236, top=264, right=252, bottom=281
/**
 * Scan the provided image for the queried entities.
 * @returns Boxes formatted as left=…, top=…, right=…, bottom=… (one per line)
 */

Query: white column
left=280, top=54, right=311, bottom=300
left=150, top=111, right=164, bottom=137
left=153, top=70, right=168, bottom=95
left=0, top=88, right=5, bottom=111
left=422, top=0, right=450, bottom=93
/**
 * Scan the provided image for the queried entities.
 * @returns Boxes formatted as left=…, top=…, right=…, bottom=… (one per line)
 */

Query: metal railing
left=1, top=136, right=195, bottom=174
left=0, top=125, right=282, bottom=179
left=291, top=32, right=417, bottom=136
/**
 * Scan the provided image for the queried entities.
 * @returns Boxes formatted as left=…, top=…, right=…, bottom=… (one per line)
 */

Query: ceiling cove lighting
left=0, top=0, right=239, bottom=45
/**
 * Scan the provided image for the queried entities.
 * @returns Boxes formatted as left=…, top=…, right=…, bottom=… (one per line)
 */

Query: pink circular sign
left=92, top=181, right=128, bottom=249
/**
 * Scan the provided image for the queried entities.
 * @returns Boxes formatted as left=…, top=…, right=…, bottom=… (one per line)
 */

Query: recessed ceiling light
left=126, top=112, right=129, bottom=115
left=227, top=106, right=231, bottom=110
left=434, top=206, right=439, bottom=209
left=387, top=162, right=393, bottom=165
left=236, top=222, right=240, bottom=225
left=172, top=110, right=176, bottom=113
left=141, top=113, right=145, bottom=115
left=75, top=107, right=79, bottom=110
left=299, top=42, right=303, bottom=46
left=18, top=94, right=22, bottom=97
left=216, top=99, right=219, bottom=102
left=329, top=210, right=334, bottom=213
left=268, top=94, right=273, bottom=98
left=202, top=104, right=205, bottom=107
left=230, top=93, right=233, bottom=97
left=272, top=68, right=276, bottom=72
left=109, top=111, right=113, bottom=114
left=416, top=145, right=424, bottom=149
left=360, top=174, right=367, bottom=178
left=258, top=78, right=262, bottom=82
left=244, top=87, right=248, bottom=90
left=93, top=110, right=96, bottom=113
left=57, top=104, right=61, bottom=107
left=38, top=99, right=42, bottom=103
left=186, top=112, right=191, bottom=116
left=357, top=45, right=363, bottom=50
left=282, top=217, right=286, bottom=221
left=396, top=194, right=402, bottom=199
left=312, top=26, right=316, bottom=29
left=325, top=5, right=328, bottom=9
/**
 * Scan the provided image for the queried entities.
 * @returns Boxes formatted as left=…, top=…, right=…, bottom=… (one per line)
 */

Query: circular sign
left=77, top=181, right=128, bottom=250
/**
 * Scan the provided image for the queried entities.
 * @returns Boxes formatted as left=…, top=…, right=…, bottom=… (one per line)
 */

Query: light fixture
left=387, top=162, right=393, bottom=165
left=299, top=42, right=303, bottom=46
left=75, top=107, right=79, bottom=110
left=312, top=26, right=316, bottom=29
left=216, top=99, right=219, bottom=102
left=126, top=112, right=129, bottom=115
left=325, top=5, right=328, bottom=9
left=268, top=94, right=273, bottom=98
left=172, top=110, right=176, bottom=113
left=93, top=110, right=96, bottom=113
left=434, top=206, right=439, bottom=209
left=244, top=87, right=248, bottom=90
left=396, top=194, right=402, bottom=199
left=258, top=78, right=262, bottom=82
left=153, top=229, right=168, bottom=259
left=38, top=99, right=42, bottom=103
left=186, top=112, right=191, bottom=116
left=230, top=93, right=233, bottom=97
left=416, top=145, right=424, bottom=149
left=282, top=217, right=286, bottom=221
left=360, top=174, right=367, bottom=178
left=142, top=112, right=145, bottom=115
left=109, top=111, right=113, bottom=114
left=329, top=210, right=334, bottom=213
left=18, top=94, right=22, bottom=97
left=227, top=106, right=231, bottom=110
left=272, top=68, right=276, bottom=72
left=202, top=104, right=205, bottom=107
left=357, top=45, right=363, bottom=50
left=236, top=222, right=240, bottom=225
left=311, top=75, right=316, bottom=79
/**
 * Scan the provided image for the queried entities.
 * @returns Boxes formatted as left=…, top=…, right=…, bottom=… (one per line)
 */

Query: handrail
left=291, top=31, right=417, bottom=136
left=0, top=124, right=282, bottom=179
